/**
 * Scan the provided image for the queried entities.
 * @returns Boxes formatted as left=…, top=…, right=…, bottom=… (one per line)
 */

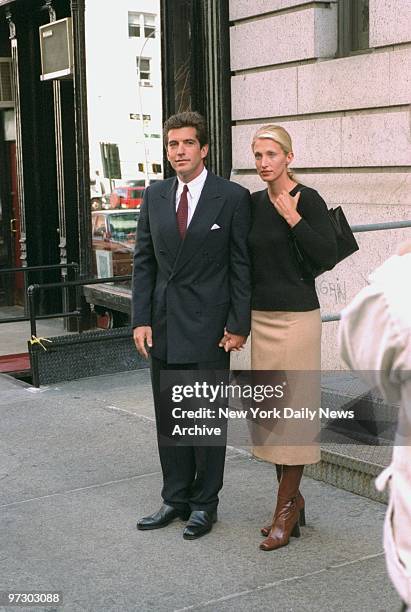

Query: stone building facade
left=228, top=0, right=411, bottom=367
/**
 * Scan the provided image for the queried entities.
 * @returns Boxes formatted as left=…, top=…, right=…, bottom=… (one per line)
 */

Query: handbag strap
left=294, top=184, right=307, bottom=212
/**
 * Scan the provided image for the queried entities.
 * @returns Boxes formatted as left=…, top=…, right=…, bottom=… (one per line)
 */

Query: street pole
left=137, top=29, right=157, bottom=186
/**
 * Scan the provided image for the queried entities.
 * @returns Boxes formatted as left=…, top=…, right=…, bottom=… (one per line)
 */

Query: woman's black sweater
left=248, top=184, right=337, bottom=311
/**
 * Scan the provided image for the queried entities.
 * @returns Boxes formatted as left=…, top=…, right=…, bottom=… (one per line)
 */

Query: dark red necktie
left=176, top=184, right=189, bottom=239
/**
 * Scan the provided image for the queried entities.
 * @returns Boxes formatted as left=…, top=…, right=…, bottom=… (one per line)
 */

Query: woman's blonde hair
left=251, top=124, right=294, bottom=179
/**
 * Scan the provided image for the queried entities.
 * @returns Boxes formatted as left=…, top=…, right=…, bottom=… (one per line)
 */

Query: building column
left=70, top=0, right=91, bottom=280
left=70, top=0, right=92, bottom=328
left=5, top=7, right=28, bottom=307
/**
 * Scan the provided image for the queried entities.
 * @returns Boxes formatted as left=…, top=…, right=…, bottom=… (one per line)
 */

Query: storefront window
left=85, top=0, right=162, bottom=322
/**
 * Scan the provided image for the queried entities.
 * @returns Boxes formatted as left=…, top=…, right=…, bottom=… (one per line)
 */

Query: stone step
left=306, top=443, right=390, bottom=504
left=306, top=372, right=395, bottom=503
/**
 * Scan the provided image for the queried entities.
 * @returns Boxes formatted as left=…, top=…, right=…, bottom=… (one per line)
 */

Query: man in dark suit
left=132, top=111, right=251, bottom=539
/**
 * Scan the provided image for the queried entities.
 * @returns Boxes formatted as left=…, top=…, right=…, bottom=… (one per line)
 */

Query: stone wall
left=229, top=0, right=411, bottom=370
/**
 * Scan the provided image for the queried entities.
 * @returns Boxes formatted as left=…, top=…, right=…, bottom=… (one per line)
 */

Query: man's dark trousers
left=150, top=353, right=230, bottom=513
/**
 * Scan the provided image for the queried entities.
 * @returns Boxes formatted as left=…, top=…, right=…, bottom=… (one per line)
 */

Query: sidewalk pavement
left=0, top=309, right=75, bottom=357
left=0, top=369, right=400, bottom=612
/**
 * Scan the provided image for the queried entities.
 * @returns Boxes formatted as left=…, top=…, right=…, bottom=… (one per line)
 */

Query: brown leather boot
left=260, top=465, right=304, bottom=551
left=260, top=465, right=305, bottom=537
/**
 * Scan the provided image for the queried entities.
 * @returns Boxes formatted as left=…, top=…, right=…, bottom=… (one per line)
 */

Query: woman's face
left=253, top=138, right=293, bottom=183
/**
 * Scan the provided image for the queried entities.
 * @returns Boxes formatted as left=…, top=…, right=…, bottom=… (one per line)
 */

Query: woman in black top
left=248, top=125, right=337, bottom=551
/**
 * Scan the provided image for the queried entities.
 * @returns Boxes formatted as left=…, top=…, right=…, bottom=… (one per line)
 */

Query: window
left=86, top=5, right=162, bottom=293
left=92, top=215, right=107, bottom=240
left=128, top=12, right=156, bottom=39
left=152, top=163, right=162, bottom=174
left=136, top=57, right=151, bottom=83
left=100, top=143, right=121, bottom=180
left=338, top=0, right=369, bottom=56
left=128, top=13, right=140, bottom=37
left=144, top=14, right=155, bottom=39
left=351, top=0, right=369, bottom=52
left=108, top=212, right=139, bottom=242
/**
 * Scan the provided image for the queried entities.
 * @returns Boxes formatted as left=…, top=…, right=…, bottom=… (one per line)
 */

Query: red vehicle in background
left=109, top=185, right=145, bottom=209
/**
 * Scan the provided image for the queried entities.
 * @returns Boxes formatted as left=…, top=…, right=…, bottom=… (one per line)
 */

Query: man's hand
left=133, top=326, right=153, bottom=359
left=219, top=330, right=247, bottom=352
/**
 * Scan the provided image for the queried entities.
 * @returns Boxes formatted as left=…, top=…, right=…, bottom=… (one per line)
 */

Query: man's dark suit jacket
left=131, top=171, right=251, bottom=364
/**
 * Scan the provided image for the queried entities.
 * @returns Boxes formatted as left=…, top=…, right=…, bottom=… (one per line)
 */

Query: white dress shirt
left=175, top=166, right=208, bottom=227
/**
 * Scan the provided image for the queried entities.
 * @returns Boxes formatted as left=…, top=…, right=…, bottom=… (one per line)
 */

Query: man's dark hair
left=163, top=111, right=208, bottom=148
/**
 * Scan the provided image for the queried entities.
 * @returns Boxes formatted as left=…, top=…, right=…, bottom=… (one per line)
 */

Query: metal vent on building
left=0, top=58, right=13, bottom=107
left=39, top=17, right=74, bottom=81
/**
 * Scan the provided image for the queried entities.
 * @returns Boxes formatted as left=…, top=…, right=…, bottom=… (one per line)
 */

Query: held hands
left=219, top=329, right=247, bottom=352
left=133, top=326, right=247, bottom=357
left=273, top=190, right=302, bottom=227
left=133, top=326, right=152, bottom=359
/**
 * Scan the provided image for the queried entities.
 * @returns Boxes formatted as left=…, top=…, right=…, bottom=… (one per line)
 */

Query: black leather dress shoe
left=137, top=504, right=190, bottom=530
left=183, top=510, right=217, bottom=540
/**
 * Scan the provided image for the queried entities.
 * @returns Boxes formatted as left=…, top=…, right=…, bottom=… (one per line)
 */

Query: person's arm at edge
left=221, top=187, right=252, bottom=351
left=131, top=187, right=156, bottom=358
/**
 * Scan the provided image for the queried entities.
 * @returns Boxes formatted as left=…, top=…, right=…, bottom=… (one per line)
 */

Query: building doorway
left=0, top=109, right=22, bottom=307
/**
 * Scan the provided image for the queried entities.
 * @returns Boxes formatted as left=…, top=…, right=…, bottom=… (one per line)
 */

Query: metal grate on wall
left=0, top=58, right=13, bottom=107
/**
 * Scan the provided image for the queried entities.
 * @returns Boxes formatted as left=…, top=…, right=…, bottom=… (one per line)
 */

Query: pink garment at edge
left=339, top=253, right=411, bottom=608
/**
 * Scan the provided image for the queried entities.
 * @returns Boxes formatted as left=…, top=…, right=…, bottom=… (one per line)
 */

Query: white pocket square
left=211, top=224, right=221, bottom=230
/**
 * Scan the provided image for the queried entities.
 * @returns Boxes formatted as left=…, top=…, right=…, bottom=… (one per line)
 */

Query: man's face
left=166, top=127, right=208, bottom=183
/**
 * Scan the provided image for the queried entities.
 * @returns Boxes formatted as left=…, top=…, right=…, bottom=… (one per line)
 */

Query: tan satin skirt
left=251, top=309, right=321, bottom=465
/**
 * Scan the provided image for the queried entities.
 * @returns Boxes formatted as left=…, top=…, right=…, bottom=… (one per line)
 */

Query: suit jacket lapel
left=174, top=172, right=225, bottom=274
left=158, top=178, right=181, bottom=260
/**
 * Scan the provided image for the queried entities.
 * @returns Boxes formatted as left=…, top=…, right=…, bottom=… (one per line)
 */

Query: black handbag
left=290, top=193, right=359, bottom=280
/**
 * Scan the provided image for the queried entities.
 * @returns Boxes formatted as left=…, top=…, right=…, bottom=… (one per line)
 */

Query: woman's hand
left=272, top=190, right=302, bottom=227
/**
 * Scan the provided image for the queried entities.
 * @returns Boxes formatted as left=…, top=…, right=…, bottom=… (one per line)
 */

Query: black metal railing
left=0, top=263, right=79, bottom=323
left=2, top=216, right=411, bottom=385
left=27, top=275, right=132, bottom=386
left=321, top=219, right=411, bottom=323
left=27, top=275, right=131, bottom=338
